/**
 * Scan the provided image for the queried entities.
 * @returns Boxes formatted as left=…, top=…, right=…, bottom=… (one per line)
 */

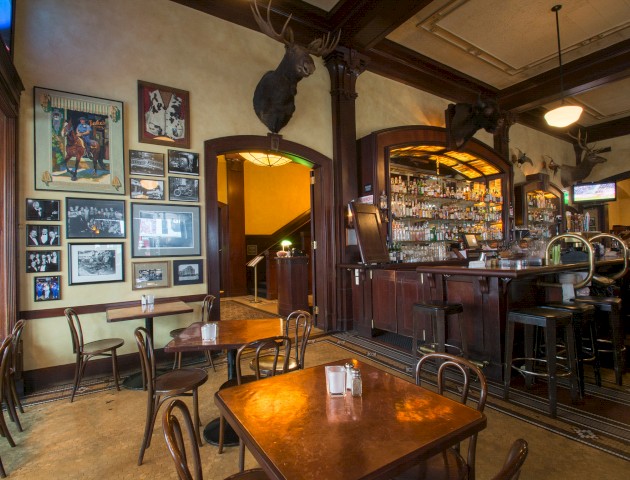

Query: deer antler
left=306, top=30, right=341, bottom=57
left=250, top=0, right=294, bottom=46
left=568, top=129, right=592, bottom=151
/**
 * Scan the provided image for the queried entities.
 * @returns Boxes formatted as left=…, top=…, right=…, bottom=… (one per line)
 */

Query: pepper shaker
left=344, top=363, right=354, bottom=390
left=351, top=369, right=362, bottom=397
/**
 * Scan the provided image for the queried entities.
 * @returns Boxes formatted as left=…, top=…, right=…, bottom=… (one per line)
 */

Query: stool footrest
left=510, top=357, right=573, bottom=378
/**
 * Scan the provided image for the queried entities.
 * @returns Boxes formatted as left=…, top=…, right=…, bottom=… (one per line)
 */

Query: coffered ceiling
left=172, top=0, right=630, bottom=142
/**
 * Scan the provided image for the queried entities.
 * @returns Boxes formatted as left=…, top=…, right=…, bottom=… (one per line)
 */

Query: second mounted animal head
left=445, top=97, right=502, bottom=150
left=251, top=0, right=340, bottom=134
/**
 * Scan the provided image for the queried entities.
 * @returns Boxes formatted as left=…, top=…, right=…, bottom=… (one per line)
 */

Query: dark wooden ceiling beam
left=583, top=117, right=630, bottom=143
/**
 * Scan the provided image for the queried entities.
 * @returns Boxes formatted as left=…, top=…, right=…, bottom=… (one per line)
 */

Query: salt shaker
left=351, top=369, right=362, bottom=397
left=344, top=363, right=354, bottom=390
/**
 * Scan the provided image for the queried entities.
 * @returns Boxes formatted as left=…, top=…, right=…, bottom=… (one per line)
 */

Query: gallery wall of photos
left=28, top=83, right=204, bottom=303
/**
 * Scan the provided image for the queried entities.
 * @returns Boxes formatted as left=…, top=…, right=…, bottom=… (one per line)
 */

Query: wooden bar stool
left=412, top=300, right=466, bottom=362
left=543, top=302, right=601, bottom=397
left=503, top=307, right=578, bottom=418
left=573, top=296, right=625, bottom=386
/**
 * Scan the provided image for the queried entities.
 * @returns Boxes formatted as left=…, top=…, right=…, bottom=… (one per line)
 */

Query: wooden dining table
left=215, top=358, right=487, bottom=480
left=164, top=317, right=285, bottom=446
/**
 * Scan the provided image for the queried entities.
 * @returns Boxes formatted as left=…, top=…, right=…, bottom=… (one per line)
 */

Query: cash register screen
left=463, top=234, right=479, bottom=249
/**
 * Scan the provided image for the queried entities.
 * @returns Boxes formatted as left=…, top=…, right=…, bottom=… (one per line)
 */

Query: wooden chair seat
left=155, top=368, right=208, bottom=395
left=252, top=356, right=298, bottom=376
left=82, top=338, right=125, bottom=356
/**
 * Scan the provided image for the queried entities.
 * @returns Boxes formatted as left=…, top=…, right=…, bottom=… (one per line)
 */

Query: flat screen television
left=572, top=182, right=616, bottom=203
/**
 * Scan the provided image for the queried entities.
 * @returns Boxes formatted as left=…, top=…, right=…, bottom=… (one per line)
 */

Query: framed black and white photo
left=26, top=224, right=60, bottom=246
left=26, top=250, right=61, bottom=273
left=26, top=198, right=60, bottom=221
left=173, top=259, right=203, bottom=286
left=68, top=242, right=124, bottom=285
left=129, top=150, right=165, bottom=177
left=131, top=178, right=165, bottom=200
left=167, top=150, right=199, bottom=176
left=132, top=261, right=170, bottom=290
left=66, top=197, right=125, bottom=238
left=131, top=203, right=201, bottom=258
left=34, top=275, right=61, bottom=302
left=168, top=176, right=199, bottom=202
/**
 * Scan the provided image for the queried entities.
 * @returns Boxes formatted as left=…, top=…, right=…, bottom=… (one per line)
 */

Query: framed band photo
left=34, top=87, right=125, bottom=195
left=167, top=150, right=199, bottom=175
left=26, top=224, right=60, bottom=246
left=129, top=150, right=165, bottom=177
left=138, top=80, right=190, bottom=149
left=68, top=242, right=125, bottom=285
left=131, top=178, right=165, bottom=200
left=132, top=261, right=170, bottom=290
left=168, top=176, right=199, bottom=202
left=26, top=198, right=60, bottom=221
left=131, top=203, right=201, bottom=257
left=66, top=197, right=125, bottom=238
left=173, top=259, right=203, bottom=286
left=34, top=275, right=61, bottom=302
left=26, top=250, right=61, bottom=273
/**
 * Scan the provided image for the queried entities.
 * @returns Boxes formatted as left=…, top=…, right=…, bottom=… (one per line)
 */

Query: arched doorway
left=204, top=135, right=336, bottom=331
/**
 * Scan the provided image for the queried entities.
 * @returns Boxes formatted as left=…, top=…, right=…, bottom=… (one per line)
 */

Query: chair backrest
left=162, top=399, right=203, bottom=480
left=65, top=308, right=84, bottom=354
left=416, top=352, right=488, bottom=480
left=285, top=310, right=312, bottom=369
left=236, top=336, right=291, bottom=384
left=10, top=320, right=25, bottom=372
left=200, top=294, right=216, bottom=323
left=134, top=327, right=156, bottom=393
left=491, top=439, right=528, bottom=480
left=0, top=335, right=14, bottom=401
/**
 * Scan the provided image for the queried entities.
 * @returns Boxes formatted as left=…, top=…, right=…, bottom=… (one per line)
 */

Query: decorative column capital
left=325, top=47, right=369, bottom=101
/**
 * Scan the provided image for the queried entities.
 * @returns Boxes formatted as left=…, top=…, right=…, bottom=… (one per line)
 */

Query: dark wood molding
left=226, top=157, right=248, bottom=297
left=583, top=116, right=630, bottom=143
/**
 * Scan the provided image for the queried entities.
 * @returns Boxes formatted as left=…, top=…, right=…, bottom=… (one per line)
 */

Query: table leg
left=204, top=348, right=239, bottom=446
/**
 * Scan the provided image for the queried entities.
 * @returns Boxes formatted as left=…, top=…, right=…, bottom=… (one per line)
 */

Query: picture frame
left=173, top=259, right=204, bottom=286
left=26, top=250, right=61, bottom=273
left=131, top=203, right=201, bottom=258
left=68, top=242, right=125, bottom=285
left=66, top=197, right=125, bottom=238
left=132, top=261, right=170, bottom=290
left=129, top=150, right=165, bottom=177
left=168, top=176, right=199, bottom=202
left=138, top=80, right=190, bottom=149
left=34, top=275, right=61, bottom=302
left=167, top=150, right=199, bottom=175
left=34, top=86, right=125, bottom=195
left=26, top=198, right=60, bottom=221
left=131, top=178, right=165, bottom=200
left=26, top=224, right=60, bottom=246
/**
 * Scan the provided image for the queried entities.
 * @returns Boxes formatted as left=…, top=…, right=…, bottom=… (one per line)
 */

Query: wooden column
left=225, top=156, right=248, bottom=296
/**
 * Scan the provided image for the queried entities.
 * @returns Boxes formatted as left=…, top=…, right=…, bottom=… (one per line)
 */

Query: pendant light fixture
left=544, top=4, right=583, bottom=128
left=239, top=151, right=292, bottom=167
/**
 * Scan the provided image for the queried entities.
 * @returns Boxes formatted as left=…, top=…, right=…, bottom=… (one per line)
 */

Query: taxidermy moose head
left=551, top=130, right=609, bottom=187
left=251, top=0, right=340, bottom=134
left=446, top=98, right=502, bottom=150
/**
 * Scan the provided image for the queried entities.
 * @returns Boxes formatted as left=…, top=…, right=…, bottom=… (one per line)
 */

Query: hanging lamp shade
left=239, top=151, right=292, bottom=167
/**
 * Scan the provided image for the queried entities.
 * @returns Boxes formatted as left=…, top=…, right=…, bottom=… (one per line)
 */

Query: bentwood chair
left=491, top=439, right=529, bottom=480
left=250, top=310, right=312, bottom=376
left=0, top=335, right=16, bottom=449
left=218, top=336, right=291, bottom=471
left=3, top=320, right=25, bottom=432
left=171, top=295, right=217, bottom=370
left=135, top=327, right=208, bottom=466
left=395, top=352, right=488, bottom=480
left=65, top=308, right=124, bottom=403
left=162, top=399, right=268, bottom=480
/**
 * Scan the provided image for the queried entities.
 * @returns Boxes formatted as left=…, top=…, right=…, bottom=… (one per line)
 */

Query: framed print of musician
left=138, top=80, right=190, bottom=149
left=26, top=198, right=60, bottom=221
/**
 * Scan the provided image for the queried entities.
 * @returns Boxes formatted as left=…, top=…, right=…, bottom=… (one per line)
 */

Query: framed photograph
left=173, top=259, right=204, bottom=286
left=34, top=86, right=125, bottom=195
left=129, top=150, right=165, bottom=177
left=66, top=197, right=125, bottom=238
left=131, top=203, right=201, bottom=258
left=169, top=176, right=199, bottom=202
left=26, top=224, right=60, bottom=246
left=34, top=275, right=61, bottom=302
left=68, top=243, right=124, bottom=285
left=168, top=150, right=199, bottom=175
left=131, top=178, right=165, bottom=200
left=26, top=198, right=60, bottom=221
left=132, top=261, right=170, bottom=290
left=138, top=80, right=190, bottom=149
left=26, top=250, right=61, bottom=273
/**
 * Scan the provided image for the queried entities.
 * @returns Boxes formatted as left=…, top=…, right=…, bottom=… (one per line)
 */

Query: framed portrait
left=131, top=178, right=165, bottom=200
left=68, top=242, right=124, bottom=285
left=132, top=261, right=170, bottom=290
left=173, top=259, right=204, bottom=286
left=26, top=224, right=60, bottom=246
left=169, top=177, right=199, bottom=202
left=34, top=275, right=61, bottom=302
left=131, top=203, right=201, bottom=258
left=66, top=197, right=125, bottom=238
left=33, top=86, right=125, bottom=195
left=129, top=150, right=165, bottom=177
left=26, top=250, right=61, bottom=273
left=26, top=198, right=60, bottom=221
left=167, top=150, right=199, bottom=176
left=138, top=80, right=190, bottom=149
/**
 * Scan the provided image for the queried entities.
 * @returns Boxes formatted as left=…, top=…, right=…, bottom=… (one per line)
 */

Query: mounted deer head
left=251, top=0, right=340, bottom=134
left=556, top=130, right=610, bottom=187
